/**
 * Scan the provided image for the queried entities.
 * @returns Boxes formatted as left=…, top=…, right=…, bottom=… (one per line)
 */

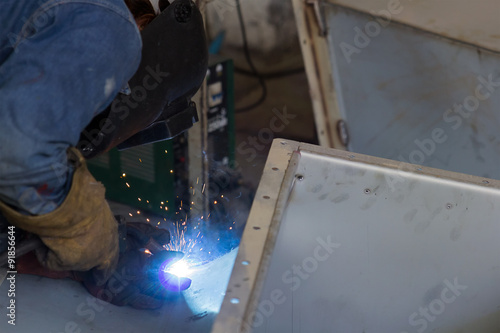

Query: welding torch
left=0, top=218, right=192, bottom=293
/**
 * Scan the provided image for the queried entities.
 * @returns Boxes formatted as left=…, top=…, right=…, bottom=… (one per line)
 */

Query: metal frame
left=292, top=0, right=345, bottom=149
left=293, top=0, right=500, bottom=151
left=212, top=139, right=299, bottom=332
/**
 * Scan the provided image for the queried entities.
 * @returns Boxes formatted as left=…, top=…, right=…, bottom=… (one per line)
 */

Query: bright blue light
left=158, top=259, right=192, bottom=292
left=164, top=259, right=191, bottom=278
left=182, top=248, right=239, bottom=314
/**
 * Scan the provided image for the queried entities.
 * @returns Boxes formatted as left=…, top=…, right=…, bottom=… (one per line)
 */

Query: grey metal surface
left=327, top=0, right=500, bottom=53
left=324, top=4, right=500, bottom=180
left=0, top=248, right=238, bottom=333
left=214, top=140, right=500, bottom=333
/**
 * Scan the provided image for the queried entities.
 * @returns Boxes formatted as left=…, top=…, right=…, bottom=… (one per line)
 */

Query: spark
left=221, top=195, right=224, bottom=198
left=196, top=177, right=199, bottom=184
left=129, top=213, right=133, bottom=217
left=138, top=198, right=142, bottom=201
left=214, top=200, right=218, bottom=205
left=165, top=150, right=168, bottom=154
left=137, top=210, right=141, bottom=214
left=139, top=158, right=142, bottom=162
left=202, top=183, right=206, bottom=194
left=122, top=173, right=126, bottom=177
left=165, top=222, right=202, bottom=259
left=170, top=170, right=174, bottom=174
left=146, top=200, right=149, bottom=203
left=161, top=201, right=164, bottom=205
left=144, top=249, right=152, bottom=255
left=229, top=227, right=233, bottom=230
left=165, top=207, right=168, bottom=211
left=146, top=218, right=150, bottom=222
left=126, top=182, right=130, bottom=188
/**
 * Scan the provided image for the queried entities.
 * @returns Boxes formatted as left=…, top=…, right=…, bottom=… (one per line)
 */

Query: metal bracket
left=306, top=0, right=327, bottom=36
left=336, top=119, right=350, bottom=147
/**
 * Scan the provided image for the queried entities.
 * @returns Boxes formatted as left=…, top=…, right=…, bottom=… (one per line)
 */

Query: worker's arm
left=0, top=0, right=141, bottom=280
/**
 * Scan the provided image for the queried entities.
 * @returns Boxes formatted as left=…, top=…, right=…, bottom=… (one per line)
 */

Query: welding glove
left=79, top=221, right=192, bottom=309
left=0, top=148, right=118, bottom=283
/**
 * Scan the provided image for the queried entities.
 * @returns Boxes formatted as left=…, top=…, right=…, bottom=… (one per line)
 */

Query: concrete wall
left=205, top=0, right=299, bottom=56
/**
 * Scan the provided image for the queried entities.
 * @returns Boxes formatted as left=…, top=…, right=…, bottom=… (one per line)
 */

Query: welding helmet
left=77, top=0, right=208, bottom=159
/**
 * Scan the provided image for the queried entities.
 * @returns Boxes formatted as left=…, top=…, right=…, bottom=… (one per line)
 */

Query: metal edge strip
left=211, top=139, right=300, bottom=333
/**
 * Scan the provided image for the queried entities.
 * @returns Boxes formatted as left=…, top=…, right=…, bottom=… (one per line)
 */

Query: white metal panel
left=294, top=0, right=500, bottom=180
left=327, top=0, right=500, bottom=53
left=214, top=139, right=500, bottom=333
left=324, top=5, right=500, bottom=180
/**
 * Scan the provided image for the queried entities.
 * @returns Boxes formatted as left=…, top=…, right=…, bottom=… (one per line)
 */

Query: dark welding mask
left=77, top=0, right=208, bottom=159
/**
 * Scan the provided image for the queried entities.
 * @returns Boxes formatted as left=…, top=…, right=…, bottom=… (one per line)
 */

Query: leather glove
left=0, top=148, right=118, bottom=282
left=78, top=220, right=192, bottom=309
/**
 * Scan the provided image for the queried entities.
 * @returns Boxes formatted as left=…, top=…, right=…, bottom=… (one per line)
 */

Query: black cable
left=234, top=66, right=305, bottom=79
left=234, top=0, right=267, bottom=113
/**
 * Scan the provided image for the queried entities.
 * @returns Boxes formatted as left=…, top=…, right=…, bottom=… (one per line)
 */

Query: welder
left=0, top=0, right=207, bottom=309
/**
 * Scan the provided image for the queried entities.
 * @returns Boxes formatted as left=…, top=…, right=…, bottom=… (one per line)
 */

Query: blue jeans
left=0, top=0, right=142, bottom=214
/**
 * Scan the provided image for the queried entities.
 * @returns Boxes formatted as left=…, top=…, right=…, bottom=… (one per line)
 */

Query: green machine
left=87, top=58, right=235, bottom=219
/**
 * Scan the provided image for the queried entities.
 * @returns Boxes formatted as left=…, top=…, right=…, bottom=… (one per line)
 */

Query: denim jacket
left=0, top=0, right=142, bottom=214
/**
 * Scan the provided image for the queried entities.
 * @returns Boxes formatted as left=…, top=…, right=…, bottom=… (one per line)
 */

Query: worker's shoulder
left=38, top=0, right=142, bottom=55
left=41, top=0, right=137, bottom=27
left=2, top=0, right=139, bottom=53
